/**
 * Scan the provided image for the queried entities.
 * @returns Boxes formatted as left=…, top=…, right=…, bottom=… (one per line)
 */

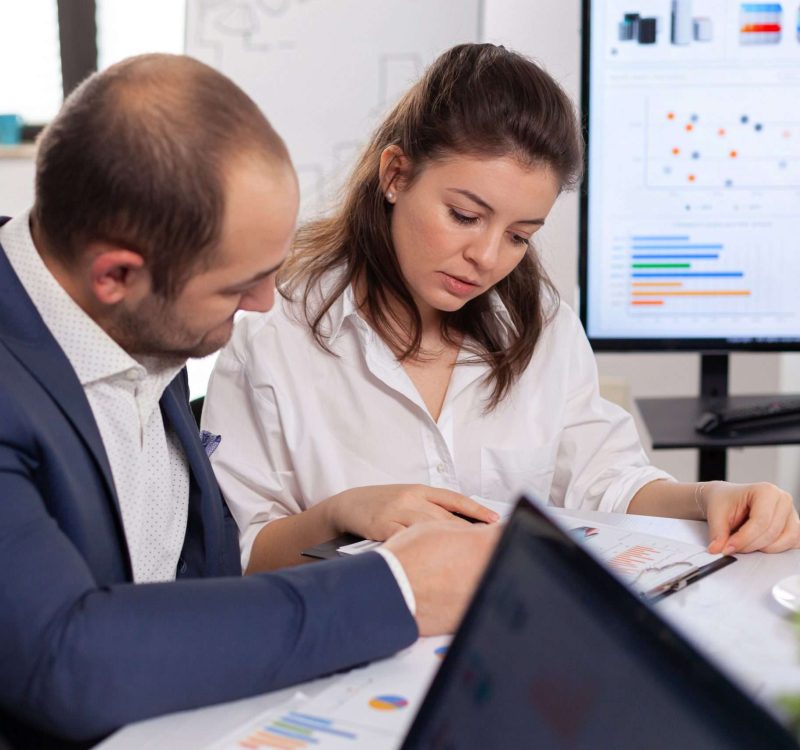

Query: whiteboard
left=184, top=0, right=481, bottom=218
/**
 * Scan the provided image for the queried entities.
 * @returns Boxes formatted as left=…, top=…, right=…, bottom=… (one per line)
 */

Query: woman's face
left=384, top=152, right=561, bottom=324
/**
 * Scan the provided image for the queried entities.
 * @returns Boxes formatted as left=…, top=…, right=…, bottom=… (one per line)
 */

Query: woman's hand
left=327, top=484, right=500, bottom=541
left=701, top=481, right=800, bottom=554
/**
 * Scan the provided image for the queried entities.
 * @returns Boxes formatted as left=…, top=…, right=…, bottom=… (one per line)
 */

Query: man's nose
left=238, top=278, right=275, bottom=313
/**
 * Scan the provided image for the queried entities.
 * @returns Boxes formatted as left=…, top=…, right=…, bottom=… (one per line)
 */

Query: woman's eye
left=449, top=208, right=479, bottom=225
left=510, top=233, right=530, bottom=247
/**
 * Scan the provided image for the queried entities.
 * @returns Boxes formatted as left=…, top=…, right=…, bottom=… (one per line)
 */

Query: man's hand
left=383, top=521, right=502, bottom=636
left=328, top=484, right=499, bottom=541
left=702, top=481, right=800, bottom=554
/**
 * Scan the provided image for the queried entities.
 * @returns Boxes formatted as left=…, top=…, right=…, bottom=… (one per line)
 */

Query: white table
left=97, top=511, right=800, bottom=749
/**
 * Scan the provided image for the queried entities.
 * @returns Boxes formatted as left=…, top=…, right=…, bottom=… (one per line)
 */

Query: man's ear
left=86, top=243, right=149, bottom=306
left=378, top=145, right=411, bottom=199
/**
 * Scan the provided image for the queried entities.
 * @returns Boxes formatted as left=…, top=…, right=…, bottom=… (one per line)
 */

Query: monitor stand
left=697, top=353, right=729, bottom=481
left=636, top=353, right=800, bottom=482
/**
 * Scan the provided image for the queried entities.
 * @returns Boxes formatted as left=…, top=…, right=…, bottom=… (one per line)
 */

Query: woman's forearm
left=627, top=479, right=706, bottom=520
left=245, top=501, right=338, bottom=573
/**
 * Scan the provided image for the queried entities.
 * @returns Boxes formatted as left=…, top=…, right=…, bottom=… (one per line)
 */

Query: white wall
left=483, top=0, right=798, bottom=489
left=0, top=155, right=35, bottom=215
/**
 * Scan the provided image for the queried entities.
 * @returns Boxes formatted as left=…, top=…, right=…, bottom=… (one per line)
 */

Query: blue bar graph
left=632, top=272, right=744, bottom=278
left=632, top=244, right=724, bottom=250
left=632, top=254, right=719, bottom=259
left=631, top=235, right=690, bottom=241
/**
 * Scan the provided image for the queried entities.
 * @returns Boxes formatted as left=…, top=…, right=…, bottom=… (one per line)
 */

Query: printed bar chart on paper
left=208, top=636, right=451, bottom=750
left=554, top=514, right=725, bottom=596
left=232, top=711, right=369, bottom=749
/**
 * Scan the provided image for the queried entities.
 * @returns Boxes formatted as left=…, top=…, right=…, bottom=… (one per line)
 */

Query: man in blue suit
left=0, top=54, right=497, bottom=749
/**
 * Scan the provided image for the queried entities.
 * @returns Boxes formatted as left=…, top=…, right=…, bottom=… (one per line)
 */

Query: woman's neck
left=351, top=274, right=449, bottom=357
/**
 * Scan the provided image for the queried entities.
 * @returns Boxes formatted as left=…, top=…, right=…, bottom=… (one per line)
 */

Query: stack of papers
left=338, top=498, right=731, bottom=599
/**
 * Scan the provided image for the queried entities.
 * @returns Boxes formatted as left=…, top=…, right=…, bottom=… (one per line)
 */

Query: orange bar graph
left=239, top=731, right=307, bottom=749
left=631, top=291, right=750, bottom=297
left=631, top=300, right=664, bottom=305
left=608, top=545, right=659, bottom=577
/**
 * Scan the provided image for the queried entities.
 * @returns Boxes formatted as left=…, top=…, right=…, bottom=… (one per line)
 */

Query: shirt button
left=436, top=463, right=446, bottom=474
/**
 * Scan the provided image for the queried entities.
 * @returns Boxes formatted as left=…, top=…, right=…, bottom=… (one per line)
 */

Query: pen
left=645, top=555, right=737, bottom=603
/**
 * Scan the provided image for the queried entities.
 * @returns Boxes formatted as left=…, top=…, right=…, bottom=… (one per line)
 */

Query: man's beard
left=106, top=297, right=230, bottom=361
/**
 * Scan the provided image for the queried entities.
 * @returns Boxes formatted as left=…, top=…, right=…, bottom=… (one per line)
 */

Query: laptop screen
left=402, top=496, right=797, bottom=749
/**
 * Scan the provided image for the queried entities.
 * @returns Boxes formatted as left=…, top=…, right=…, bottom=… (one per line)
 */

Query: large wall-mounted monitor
left=579, top=1, right=800, bottom=352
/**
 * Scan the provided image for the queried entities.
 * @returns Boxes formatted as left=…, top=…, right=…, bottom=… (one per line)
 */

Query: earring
left=386, top=191, right=395, bottom=202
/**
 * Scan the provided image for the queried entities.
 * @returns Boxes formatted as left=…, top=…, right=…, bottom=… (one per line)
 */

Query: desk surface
left=637, top=394, right=800, bottom=449
left=97, top=510, right=800, bottom=750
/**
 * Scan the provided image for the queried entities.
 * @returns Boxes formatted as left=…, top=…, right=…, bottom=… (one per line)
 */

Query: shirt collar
left=294, top=268, right=365, bottom=347
left=0, top=210, right=183, bottom=393
left=322, top=273, right=516, bottom=347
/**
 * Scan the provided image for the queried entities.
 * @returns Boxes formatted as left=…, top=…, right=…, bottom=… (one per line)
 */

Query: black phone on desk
left=401, top=494, right=798, bottom=749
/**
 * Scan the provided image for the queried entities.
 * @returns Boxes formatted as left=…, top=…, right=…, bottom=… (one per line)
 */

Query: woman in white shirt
left=203, top=43, right=799, bottom=573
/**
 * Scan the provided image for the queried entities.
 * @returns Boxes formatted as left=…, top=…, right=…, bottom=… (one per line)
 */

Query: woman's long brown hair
left=280, top=43, right=584, bottom=409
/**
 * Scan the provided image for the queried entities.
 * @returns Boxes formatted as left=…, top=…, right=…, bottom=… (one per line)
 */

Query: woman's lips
left=441, top=272, right=479, bottom=296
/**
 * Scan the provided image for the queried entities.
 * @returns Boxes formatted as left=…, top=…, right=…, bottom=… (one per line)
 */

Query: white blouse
left=203, top=278, right=672, bottom=569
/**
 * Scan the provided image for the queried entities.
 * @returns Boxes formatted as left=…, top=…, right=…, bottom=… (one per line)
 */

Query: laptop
left=401, top=495, right=798, bottom=749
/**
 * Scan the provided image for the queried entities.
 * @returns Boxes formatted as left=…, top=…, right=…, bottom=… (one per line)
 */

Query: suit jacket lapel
left=0, top=239, right=131, bottom=573
left=160, top=382, right=226, bottom=576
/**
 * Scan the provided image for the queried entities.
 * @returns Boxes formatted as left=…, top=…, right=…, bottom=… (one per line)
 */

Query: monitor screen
left=579, top=1, right=800, bottom=351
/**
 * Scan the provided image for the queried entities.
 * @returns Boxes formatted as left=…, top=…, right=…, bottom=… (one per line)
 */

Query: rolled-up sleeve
left=202, top=322, right=302, bottom=571
left=551, top=312, right=673, bottom=514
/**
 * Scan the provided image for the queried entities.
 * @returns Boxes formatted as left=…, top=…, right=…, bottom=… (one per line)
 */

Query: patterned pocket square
left=199, top=430, right=222, bottom=457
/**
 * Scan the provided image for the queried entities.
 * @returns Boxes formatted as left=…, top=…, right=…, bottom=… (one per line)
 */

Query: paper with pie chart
left=208, top=635, right=450, bottom=749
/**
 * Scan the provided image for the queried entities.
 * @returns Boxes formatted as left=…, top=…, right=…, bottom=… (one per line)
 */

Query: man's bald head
left=33, top=54, right=291, bottom=297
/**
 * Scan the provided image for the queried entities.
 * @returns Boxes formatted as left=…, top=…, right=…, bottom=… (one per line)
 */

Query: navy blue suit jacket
left=0, top=231, right=417, bottom=748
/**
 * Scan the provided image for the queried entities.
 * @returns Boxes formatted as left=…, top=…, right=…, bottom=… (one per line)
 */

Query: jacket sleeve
left=0, top=427, right=417, bottom=743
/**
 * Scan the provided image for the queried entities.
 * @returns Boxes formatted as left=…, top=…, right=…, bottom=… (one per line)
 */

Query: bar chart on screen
left=628, top=234, right=748, bottom=309
left=596, top=222, right=800, bottom=338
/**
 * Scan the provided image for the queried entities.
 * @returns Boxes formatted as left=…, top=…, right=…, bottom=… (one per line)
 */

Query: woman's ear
left=378, top=145, right=410, bottom=202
